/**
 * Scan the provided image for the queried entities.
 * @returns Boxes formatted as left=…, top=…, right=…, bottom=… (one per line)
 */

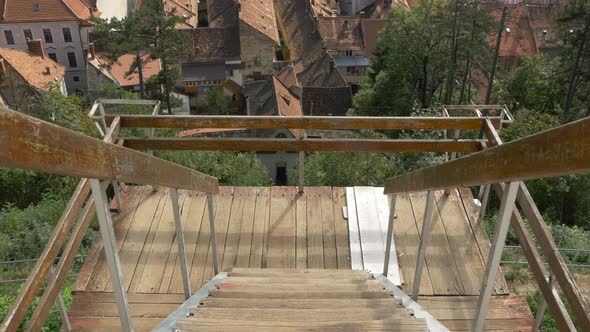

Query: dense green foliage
left=155, top=151, right=273, bottom=186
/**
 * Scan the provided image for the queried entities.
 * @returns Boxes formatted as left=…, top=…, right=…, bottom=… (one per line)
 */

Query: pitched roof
left=187, top=28, right=226, bottom=62
left=309, top=0, right=338, bottom=18
left=360, top=0, right=407, bottom=18
left=238, top=0, right=280, bottom=44
left=486, top=4, right=538, bottom=58
left=0, top=0, right=98, bottom=23
left=318, top=17, right=365, bottom=51
left=208, top=0, right=241, bottom=60
left=90, top=52, right=161, bottom=88
left=361, top=18, right=387, bottom=56
left=275, top=0, right=347, bottom=87
left=0, top=47, right=65, bottom=90
left=302, top=86, right=352, bottom=116
left=164, top=0, right=197, bottom=28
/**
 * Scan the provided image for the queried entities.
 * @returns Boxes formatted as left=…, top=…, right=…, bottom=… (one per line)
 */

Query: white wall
left=96, top=0, right=129, bottom=20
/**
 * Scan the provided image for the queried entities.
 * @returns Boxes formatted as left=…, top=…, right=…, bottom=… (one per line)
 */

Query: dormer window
left=34, top=3, right=40, bottom=12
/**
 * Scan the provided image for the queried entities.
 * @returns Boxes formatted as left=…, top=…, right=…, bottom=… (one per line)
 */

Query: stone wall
left=239, top=22, right=277, bottom=82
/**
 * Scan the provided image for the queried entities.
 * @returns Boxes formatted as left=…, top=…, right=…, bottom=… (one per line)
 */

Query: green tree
left=495, top=55, right=563, bottom=115
left=351, top=0, right=492, bottom=116
left=207, top=88, right=229, bottom=114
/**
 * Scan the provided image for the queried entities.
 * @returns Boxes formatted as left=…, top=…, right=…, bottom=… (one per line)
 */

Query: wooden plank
left=125, top=191, right=167, bottom=292
left=187, top=191, right=217, bottom=290
left=295, top=190, right=307, bottom=269
left=394, top=194, right=434, bottom=295
left=345, top=187, right=363, bottom=270
left=189, top=308, right=413, bottom=321
left=200, top=298, right=402, bottom=309
left=319, top=187, right=337, bottom=269
left=384, top=116, right=590, bottom=193
left=168, top=192, right=207, bottom=294
left=306, top=187, right=324, bottom=269
left=355, top=187, right=385, bottom=274
left=158, top=191, right=190, bottom=293
left=266, top=187, right=297, bottom=268
left=69, top=317, right=163, bottom=331
left=208, top=290, right=391, bottom=299
left=409, top=192, right=464, bottom=295
left=418, top=295, right=529, bottom=309
left=215, top=282, right=384, bottom=292
left=249, top=188, right=270, bottom=268
left=175, top=319, right=428, bottom=331
left=332, top=188, right=351, bottom=269
left=68, top=302, right=179, bottom=318
left=71, top=291, right=185, bottom=304
left=235, top=187, right=258, bottom=267
left=0, top=109, right=219, bottom=193
left=437, top=319, right=534, bottom=331
left=223, top=277, right=373, bottom=284
left=123, top=137, right=484, bottom=153
left=221, top=187, right=247, bottom=271
left=435, top=190, right=486, bottom=295
left=458, top=188, right=508, bottom=295
left=110, top=115, right=490, bottom=130
left=515, top=182, right=590, bottom=330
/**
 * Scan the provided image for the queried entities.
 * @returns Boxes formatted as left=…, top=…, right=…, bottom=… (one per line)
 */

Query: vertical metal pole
left=480, top=184, right=491, bottom=221
left=90, top=180, right=134, bottom=332
left=411, top=191, right=436, bottom=301
left=207, top=194, right=220, bottom=275
left=298, top=151, right=304, bottom=193
left=98, top=102, right=108, bottom=135
left=383, top=194, right=397, bottom=276
left=449, top=129, right=461, bottom=161
left=533, top=274, right=554, bottom=332
left=170, top=189, right=191, bottom=300
left=112, top=181, right=122, bottom=212
left=473, top=181, right=519, bottom=332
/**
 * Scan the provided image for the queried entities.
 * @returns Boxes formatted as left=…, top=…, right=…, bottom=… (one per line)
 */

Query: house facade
left=0, top=0, right=98, bottom=95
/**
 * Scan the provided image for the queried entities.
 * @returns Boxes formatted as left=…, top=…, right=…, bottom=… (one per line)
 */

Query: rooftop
left=238, top=0, right=280, bottom=44
left=89, top=52, right=161, bottom=88
left=0, top=47, right=65, bottom=91
left=0, top=0, right=98, bottom=24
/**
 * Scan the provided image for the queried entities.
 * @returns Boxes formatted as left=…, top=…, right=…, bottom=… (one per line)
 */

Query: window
left=226, top=68, right=234, bottom=76
left=345, top=50, right=353, bottom=56
left=33, top=3, right=40, bottom=12
left=62, top=27, right=72, bottom=42
left=23, top=29, right=33, bottom=41
left=67, top=52, right=77, bottom=67
left=48, top=52, right=58, bottom=62
left=73, top=76, right=79, bottom=82
left=43, top=29, right=53, bottom=43
left=4, top=30, right=14, bottom=45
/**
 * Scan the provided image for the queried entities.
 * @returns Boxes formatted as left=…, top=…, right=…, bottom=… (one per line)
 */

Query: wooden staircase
left=172, top=268, right=429, bottom=331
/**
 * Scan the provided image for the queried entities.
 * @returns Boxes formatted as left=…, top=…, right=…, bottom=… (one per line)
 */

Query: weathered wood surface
left=107, top=115, right=496, bottom=130
left=384, top=116, right=590, bottom=193
left=0, top=109, right=219, bottom=193
left=123, top=137, right=484, bottom=153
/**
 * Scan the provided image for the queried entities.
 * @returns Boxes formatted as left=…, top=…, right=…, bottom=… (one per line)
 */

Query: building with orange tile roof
left=0, top=39, right=66, bottom=110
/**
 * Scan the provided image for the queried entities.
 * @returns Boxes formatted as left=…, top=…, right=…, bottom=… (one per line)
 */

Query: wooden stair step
left=223, top=276, right=373, bottom=284
left=188, top=308, right=415, bottom=321
left=209, top=289, right=393, bottom=299
left=230, top=268, right=369, bottom=274
left=199, top=298, right=403, bottom=309
left=228, top=268, right=370, bottom=278
left=216, top=281, right=384, bottom=292
left=176, top=318, right=429, bottom=332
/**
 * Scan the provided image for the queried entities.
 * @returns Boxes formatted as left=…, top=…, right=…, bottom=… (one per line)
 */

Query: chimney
left=45, top=66, right=51, bottom=75
left=27, top=39, right=46, bottom=59
left=88, top=42, right=96, bottom=60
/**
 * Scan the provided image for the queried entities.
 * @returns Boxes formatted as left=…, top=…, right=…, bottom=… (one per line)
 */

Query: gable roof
left=309, top=0, right=338, bottom=18
left=208, top=0, right=241, bottom=60
left=318, top=16, right=365, bottom=51
left=164, top=0, right=197, bottom=28
left=0, top=47, right=65, bottom=90
left=275, top=0, right=347, bottom=87
left=89, top=52, right=161, bottom=88
left=486, top=4, right=538, bottom=58
left=187, top=28, right=226, bottom=62
left=0, top=0, right=98, bottom=24
left=238, top=0, right=280, bottom=44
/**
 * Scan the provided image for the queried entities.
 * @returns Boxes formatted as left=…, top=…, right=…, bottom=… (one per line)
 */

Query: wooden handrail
left=104, top=115, right=501, bottom=131
left=122, top=137, right=485, bottom=153
left=0, top=108, right=219, bottom=194
left=384, top=116, right=590, bottom=194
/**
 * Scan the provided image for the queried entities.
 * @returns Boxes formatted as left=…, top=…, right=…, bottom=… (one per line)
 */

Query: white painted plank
left=345, top=187, right=363, bottom=270
left=373, top=188, right=402, bottom=286
left=354, top=187, right=385, bottom=274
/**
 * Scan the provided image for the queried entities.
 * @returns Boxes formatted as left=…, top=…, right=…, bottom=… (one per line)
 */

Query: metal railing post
left=411, top=190, right=436, bottom=301
left=207, top=194, right=220, bottom=275
left=383, top=194, right=397, bottom=276
left=89, top=179, right=133, bottom=332
left=533, top=273, right=554, bottom=332
left=473, top=181, right=519, bottom=332
left=170, top=189, right=191, bottom=300
left=49, top=266, right=71, bottom=332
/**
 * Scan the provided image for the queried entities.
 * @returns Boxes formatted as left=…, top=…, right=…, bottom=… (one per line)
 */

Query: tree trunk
left=136, top=51, right=145, bottom=99
left=459, top=58, right=471, bottom=104
left=421, top=56, right=429, bottom=108
left=161, top=56, right=173, bottom=114
left=445, top=0, right=461, bottom=104
left=485, top=6, right=507, bottom=105
left=562, top=16, right=589, bottom=123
